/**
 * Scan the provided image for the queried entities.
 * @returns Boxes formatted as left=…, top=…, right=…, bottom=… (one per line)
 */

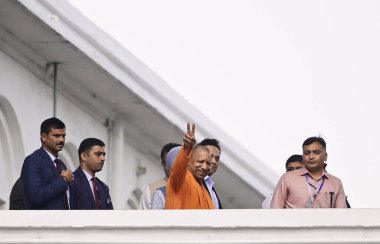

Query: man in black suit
left=71, top=138, right=113, bottom=210
left=21, top=117, right=73, bottom=209
left=199, top=138, right=223, bottom=209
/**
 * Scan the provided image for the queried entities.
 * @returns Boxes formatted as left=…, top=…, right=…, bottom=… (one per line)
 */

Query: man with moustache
left=70, top=138, right=113, bottom=209
left=199, top=138, right=223, bottom=209
left=21, top=118, right=73, bottom=209
left=165, top=123, right=214, bottom=209
left=271, top=137, right=347, bottom=208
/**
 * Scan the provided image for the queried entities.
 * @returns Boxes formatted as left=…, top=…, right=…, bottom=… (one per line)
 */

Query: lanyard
left=305, top=174, right=325, bottom=207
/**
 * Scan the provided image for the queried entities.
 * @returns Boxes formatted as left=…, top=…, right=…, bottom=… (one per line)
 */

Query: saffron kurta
left=165, top=146, right=214, bottom=209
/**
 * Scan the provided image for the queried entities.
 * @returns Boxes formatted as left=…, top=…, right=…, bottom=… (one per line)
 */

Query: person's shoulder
left=280, top=170, right=295, bottom=179
left=70, top=168, right=84, bottom=189
left=279, top=167, right=305, bottom=182
left=73, top=167, right=83, bottom=176
left=96, top=177, right=111, bottom=190
left=288, top=167, right=308, bottom=176
left=148, top=177, right=167, bottom=192
left=23, top=148, right=47, bottom=166
left=27, top=148, right=45, bottom=159
left=96, top=177, right=107, bottom=185
left=325, top=172, right=343, bottom=183
left=149, top=177, right=167, bottom=186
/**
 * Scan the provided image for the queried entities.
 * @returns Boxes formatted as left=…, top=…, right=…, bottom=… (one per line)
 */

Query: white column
left=109, top=116, right=125, bottom=209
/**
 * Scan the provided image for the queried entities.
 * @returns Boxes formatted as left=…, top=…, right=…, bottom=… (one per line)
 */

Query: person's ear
left=324, top=153, right=328, bottom=162
left=41, top=133, right=46, bottom=142
left=80, top=152, right=87, bottom=162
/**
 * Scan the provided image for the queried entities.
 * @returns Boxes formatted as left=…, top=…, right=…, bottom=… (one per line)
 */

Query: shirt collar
left=204, top=175, right=215, bottom=187
left=298, top=167, right=329, bottom=179
left=81, top=169, right=93, bottom=182
left=43, top=147, right=57, bottom=162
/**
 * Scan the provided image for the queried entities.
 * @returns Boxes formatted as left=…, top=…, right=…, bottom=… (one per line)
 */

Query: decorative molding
left=1, top=209, right=380, bottom=243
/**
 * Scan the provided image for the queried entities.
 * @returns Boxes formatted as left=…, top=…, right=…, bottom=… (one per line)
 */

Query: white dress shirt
left=151, top=189, right=165, bottom=210
left=82, top=169, right=96, bottom=199
left=204, top=176, right=219, bottom=209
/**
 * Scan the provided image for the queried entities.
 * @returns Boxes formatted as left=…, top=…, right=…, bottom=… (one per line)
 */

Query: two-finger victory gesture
left=183, top=123, right=196, bottom=154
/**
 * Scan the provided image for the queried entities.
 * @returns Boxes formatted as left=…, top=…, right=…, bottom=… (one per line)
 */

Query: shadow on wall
left=127, top=188, right=142, bottom=209
left=61, top=142, right=78, bottom=171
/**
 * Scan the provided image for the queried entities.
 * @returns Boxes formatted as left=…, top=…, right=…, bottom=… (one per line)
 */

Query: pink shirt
left=270, top=167, right=347, bottom=208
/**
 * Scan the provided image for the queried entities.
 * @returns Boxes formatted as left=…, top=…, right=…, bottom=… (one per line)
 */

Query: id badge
left=306, top=197, right=313, bottom=208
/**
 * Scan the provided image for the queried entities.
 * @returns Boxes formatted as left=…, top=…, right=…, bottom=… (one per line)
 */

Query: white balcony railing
left=1, top=209, right=379, bottom=244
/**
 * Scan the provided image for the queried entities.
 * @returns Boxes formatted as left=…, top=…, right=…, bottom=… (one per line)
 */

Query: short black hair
left=160, top=142, right=181, bottom=161
left=302, top=137, right=326, bottom=149
left=40, top=117, right=65, bottom=134
left=285, top=154, right=303, bottom=168
left=198, top=138, right=221, bottom=152
left=78, top=138, right=105, bottom=162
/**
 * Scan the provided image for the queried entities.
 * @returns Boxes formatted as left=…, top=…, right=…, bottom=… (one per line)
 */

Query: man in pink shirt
left=271, top=137, right=347, bottom=208
left=262, top=154, right=304, bottom=209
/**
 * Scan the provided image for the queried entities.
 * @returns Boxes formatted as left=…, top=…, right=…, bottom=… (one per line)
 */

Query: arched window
left=0, top=96, right=24, bottom=209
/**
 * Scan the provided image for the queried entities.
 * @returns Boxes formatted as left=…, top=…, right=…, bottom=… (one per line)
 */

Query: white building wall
left=0, top=50, right=51, bottom=156
left=123, top=141, right=166, bottom=209
left=0, top=0, right=279, bottom=209
left=0, top=45, right=161, bottom=209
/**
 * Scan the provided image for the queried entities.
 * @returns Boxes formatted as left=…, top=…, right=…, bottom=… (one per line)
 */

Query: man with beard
left=70, top=138, right=113, bottom=209
left=165, top=123, right=214, bottom=209
left=21, top=117, right=73, bottom=209
left=271, top=137, right=347, bottom=208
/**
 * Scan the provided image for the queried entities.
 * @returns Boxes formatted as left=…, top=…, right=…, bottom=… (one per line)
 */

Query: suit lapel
left=202, top=177, right=223, bottom=209
left=212, top=186, right=223, bottom=209
left=39, top=147, right=68, bottom=175
left=39, top=148, right=58, bottom=177
left=76, top=167, right=96, bottom=208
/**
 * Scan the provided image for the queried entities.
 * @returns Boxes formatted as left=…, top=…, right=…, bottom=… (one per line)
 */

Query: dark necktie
left=54, top=158, right=62, bottom=175
left=91, top=177, right=101, bottom=209
left=54, top=158, right=69, bottom=209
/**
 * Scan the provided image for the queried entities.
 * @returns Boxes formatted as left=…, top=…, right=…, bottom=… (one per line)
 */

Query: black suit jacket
left=71, top=167, right=113, bottom=210
left=9, top=178, right=25, bottom=210
left=21, top=148, right=69, bottom=210
left=202, top=178, right=223, bottom=209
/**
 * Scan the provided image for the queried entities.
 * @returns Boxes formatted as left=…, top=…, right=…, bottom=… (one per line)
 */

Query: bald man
left=165, top=123, right=214, bottom=209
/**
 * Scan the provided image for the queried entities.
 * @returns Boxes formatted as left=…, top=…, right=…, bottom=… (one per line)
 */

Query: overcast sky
left=68, top=0, right=380, bottom=208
